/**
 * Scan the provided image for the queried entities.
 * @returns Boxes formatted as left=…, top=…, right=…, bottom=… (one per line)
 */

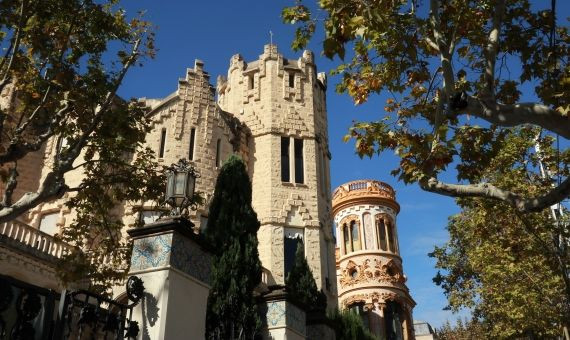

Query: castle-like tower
left=217, top=45, right=337, bottom=306
left=333, top=179, right=415, bottom=339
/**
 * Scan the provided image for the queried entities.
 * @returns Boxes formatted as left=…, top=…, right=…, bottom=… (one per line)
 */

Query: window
left=350, top=220, right=361, bottom=251
left=377, top=218, right=387, bottom=251
left=385, top=301, right=404, bottom=340
left=294, top=138, right=304, bottom=184
left=342, top=217, right=361, bottom=254
left=284, top=235, right=303, bottom=276
left=281, top=137, right=290, bottom=182
left=343, top=224, right=350, bottom=254
left=388, top=221, right=396, bottom=253
left=159, top=128, right=167, bottom=158
left=215, top=139, right=221, bottom=167
left=189, top=128, right=196, bottom=160
left=349, top=303, right=370, bottom=330
left=281, top=137, right=304, bottom=184
left=288, top=73, right=295, bottom=88
left=39, top=212, right=59, bottom=236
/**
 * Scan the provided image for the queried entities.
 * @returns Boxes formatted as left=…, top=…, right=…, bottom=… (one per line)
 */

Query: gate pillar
left=127, top=217, right=212, bottom=339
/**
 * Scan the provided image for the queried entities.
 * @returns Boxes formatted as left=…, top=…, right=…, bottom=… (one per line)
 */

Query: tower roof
left=332, top=179, right=400, bottom=215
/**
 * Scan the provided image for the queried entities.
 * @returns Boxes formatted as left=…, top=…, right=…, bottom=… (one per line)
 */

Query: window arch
left=376, top=214, right=398, bottom=253
left=340, top=215, right=361, bottom=254
left=350, top=220, right=361, bottom=252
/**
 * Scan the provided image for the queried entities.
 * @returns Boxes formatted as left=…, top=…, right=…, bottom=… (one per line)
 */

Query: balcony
left=0, top=219, right=72, bottom=261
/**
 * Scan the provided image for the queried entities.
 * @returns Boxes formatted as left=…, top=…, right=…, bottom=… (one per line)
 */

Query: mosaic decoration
left=130, top=234, right=173, bottom=271
left=170, top=233, right=211, bottom=284
left=264, top=301, right=306, bottom=335
left=266, top=301, right=286, bottom=327
left=130, top=231, right=211, bottom=285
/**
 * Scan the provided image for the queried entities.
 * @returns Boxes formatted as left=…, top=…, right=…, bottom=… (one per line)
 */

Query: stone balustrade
left=0, top=220, right=72, bottom=259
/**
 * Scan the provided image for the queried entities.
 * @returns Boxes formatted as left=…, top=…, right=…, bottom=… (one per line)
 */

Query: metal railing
left=0, top=220, right=72, bottom=259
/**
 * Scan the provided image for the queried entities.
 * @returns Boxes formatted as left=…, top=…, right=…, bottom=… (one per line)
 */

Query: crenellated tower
left=333, top=179, right=415, bottom=339
left=218, top=44, right=337, bottom=306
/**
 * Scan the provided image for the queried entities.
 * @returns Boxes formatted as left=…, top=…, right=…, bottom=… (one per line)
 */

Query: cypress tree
left=204, top=155, right=262, bottom=340
left=285, top=242, right=327, bottom=311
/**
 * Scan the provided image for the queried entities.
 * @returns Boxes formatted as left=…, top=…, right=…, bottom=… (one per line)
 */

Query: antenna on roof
left=269, top=30, right=273, bottom=45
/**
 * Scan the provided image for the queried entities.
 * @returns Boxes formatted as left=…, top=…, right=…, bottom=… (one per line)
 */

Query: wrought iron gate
left=0, top=274, right=144, bottom=340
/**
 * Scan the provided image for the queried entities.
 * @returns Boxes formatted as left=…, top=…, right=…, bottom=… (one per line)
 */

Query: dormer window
left=288, top=73, right=295, bottom=88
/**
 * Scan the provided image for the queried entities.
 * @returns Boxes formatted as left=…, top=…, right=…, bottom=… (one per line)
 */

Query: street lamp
left=165, top=159, right=199, bottom=216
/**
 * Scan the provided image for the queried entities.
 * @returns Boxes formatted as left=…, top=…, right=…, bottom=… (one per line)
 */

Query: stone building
left=333, top=179, right=415, bottom=339
left=0, top=44, right=338, bottom=339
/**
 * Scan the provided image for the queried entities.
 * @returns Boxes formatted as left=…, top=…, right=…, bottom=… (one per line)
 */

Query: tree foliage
left=285, top=242, right=327, bottom=311
left=436, top=318, right=487, bottom=340
left=328, top=309, right=377, bottom=340
left=204, top=155, right=262, bottom=340
left=283, top=0, right=570, bottom=212
left=429, top=128, right=570, bottom=338
left=0, top=0, right=162, bottom=287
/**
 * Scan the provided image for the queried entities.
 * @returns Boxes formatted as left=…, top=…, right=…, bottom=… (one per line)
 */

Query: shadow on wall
left=141, top=292, right=160, bottom=340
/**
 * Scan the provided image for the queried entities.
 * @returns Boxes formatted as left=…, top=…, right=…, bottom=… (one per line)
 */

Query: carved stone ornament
left=339, top=258, right=406, bottom=289
left=342, top=291, right=411, bottom=310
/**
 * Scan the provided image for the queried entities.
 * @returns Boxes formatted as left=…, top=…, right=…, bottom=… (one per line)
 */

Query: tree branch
left=1, top=165, right=18, bottom=207
left=0, top=37, right=143, bottom=223
left=0, top=0, right=27, bottom=93
left=484, top=0, right=506, bottom=95
left=429, top=0, right=455, bottom=98
left=453, top=96, right=570, bottom=140
left=420, top=174, right=570, bottom=213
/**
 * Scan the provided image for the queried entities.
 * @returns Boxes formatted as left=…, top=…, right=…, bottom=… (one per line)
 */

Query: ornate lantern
left=165, top=159, right=199, bottom=216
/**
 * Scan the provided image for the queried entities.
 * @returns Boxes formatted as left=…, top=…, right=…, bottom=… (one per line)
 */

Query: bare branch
left=484, top=0, right=506, bottom=95
left=420, top=174, right=570, bottom=213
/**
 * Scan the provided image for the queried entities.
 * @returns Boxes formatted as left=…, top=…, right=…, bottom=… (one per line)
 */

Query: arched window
left=350, top=220, right=361, bottom=251
left=387, top=220, right=396, bottom=253
left=343, top=223, right=350, bottom=254
left=377, top=217, right=387, bottom=251
left=341, top=216, right=361, bottom=254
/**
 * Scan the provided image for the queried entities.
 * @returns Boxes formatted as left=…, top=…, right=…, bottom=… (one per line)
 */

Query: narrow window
left=378, top=218, right=387, bottom=251
left=159, top=128, right=166, bottom=158
left=294, top=138, right=304, bottom=184
left=387, top=221, right=395, bottom=253
left=281, top=137, right=290, bottom=182
left=189, top=128, right=196, bottom=160
left=248, top=74, right=254, bottom=90
left=289, top=73, right=295, bottom=88
left=351, top=220, right=361, bottom=251
left=215, top=139, right=221, bottom=167
left=343, top=224, right=350, bottom=254
left=284, top=236, right=303, bottom=276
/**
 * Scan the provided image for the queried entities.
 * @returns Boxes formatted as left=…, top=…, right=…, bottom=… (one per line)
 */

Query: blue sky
left=118, top=0, right=568, bottom=328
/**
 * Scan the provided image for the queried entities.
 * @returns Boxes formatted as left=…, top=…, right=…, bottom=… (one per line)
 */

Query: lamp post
left=165, top=159, right=199, bottom=216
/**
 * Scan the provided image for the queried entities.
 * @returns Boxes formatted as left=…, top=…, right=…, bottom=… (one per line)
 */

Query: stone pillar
left=127, top=217, right=212, bottom=340
left=260, top=288, right=307, bottom=340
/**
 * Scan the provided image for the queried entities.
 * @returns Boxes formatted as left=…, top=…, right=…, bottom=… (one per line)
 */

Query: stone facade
left=333, top=179, right=415, bottom=340
left=4, top=44, right=338, bottom=310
